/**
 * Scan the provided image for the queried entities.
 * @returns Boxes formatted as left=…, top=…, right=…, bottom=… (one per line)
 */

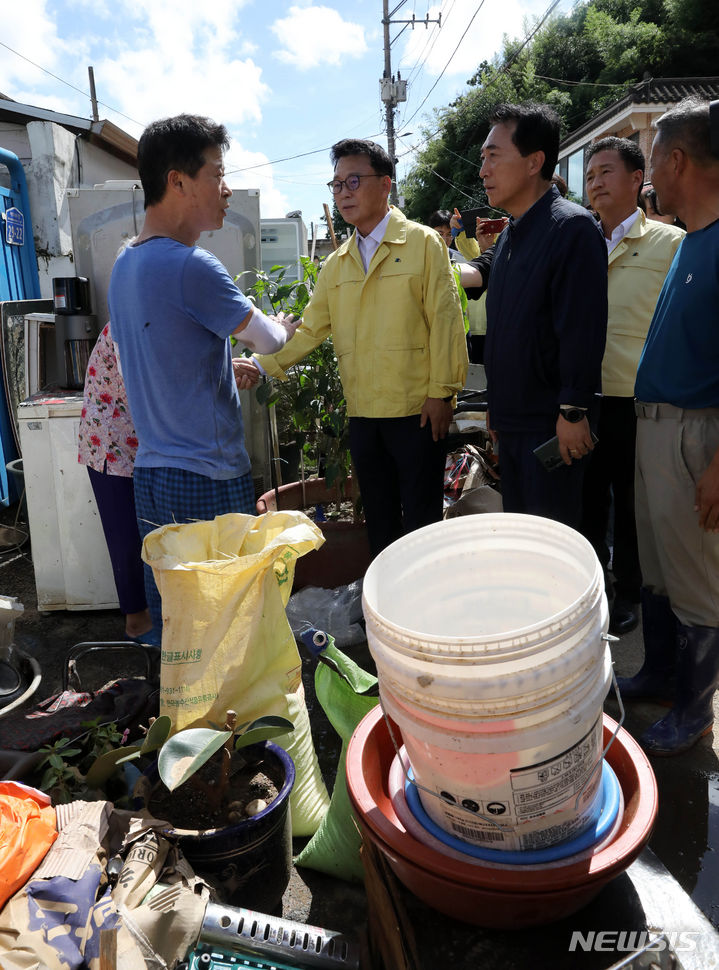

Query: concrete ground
left=1, top=502, right=719, bottom=969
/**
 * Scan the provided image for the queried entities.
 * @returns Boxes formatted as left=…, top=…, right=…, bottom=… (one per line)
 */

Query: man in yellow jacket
left=581, top=136, right=684, bottom=635
left=238, top=138, right=468, bottom=557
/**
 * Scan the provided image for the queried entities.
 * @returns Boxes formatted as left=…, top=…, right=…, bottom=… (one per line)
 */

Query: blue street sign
left=5, top=207, right=24, bottom=246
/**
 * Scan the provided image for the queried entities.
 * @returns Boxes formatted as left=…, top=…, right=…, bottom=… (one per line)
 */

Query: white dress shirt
left=605, top=209, right=640, bottom=254
left=357, top=210, right=392, bottom=273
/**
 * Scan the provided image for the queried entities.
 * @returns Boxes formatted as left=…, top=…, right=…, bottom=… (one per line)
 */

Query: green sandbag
left=294, top=638, right=378, bottom=882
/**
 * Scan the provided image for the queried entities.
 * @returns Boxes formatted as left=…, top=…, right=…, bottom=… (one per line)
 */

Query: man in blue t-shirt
left=109, top=114, right=298, bottom=633
left=616, top=96, right=719, bottom=756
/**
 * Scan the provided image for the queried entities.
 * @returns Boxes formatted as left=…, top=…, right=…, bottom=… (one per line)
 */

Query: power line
left=397, top=135, right=485, bottom=203
left=225, top=147, right=335, bottom=175
left=225, top=131, right=385, bottom=176
left=404, top=0, right=456, bottom=86
left=398, top=0, right=564, bottom=161
left=0, top=33, right=386, bottom=187
left=491, top=0, right=562, bottom=83
left=0, top=40, right=143, bottom=129
left=533, top=73, right=628, bottom=88
left=402, top=0, right=488, bottom=130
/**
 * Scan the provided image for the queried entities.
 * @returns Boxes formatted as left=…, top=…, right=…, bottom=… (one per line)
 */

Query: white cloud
left=112, top=0, right=253, bottom=57
left=1, top=1, right=269, bottom=135
left=94, top=47, right=269, bottom=134
left=224, top=145, right=291, bottom=221
left=270, top=5, right=367, bottom=69
left=0, top=0, right=69, bottom=93
left=88, top=0, right=268, bottom=130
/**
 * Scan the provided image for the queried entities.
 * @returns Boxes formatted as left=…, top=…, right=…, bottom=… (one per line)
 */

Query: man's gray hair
left=655, top=96, right=716, bottom=167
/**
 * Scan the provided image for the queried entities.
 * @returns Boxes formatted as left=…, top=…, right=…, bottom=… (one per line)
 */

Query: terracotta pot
left=256, top=477, right=371, bottom=589
left=141, top=741, right=295, bottom=914
left=346, top=708, right=658, bottom=928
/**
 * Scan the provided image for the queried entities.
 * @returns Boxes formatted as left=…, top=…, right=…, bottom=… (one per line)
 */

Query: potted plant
left=242, top=259, right=371, bottom=589
left=83, top=711, right=297, bottom=913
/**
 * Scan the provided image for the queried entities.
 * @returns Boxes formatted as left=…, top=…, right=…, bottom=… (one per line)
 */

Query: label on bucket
left=430, top=718, right=603, bottom=851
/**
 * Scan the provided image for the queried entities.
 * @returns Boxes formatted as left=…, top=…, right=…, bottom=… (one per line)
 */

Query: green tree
left=585, top=7, right=665, bottom=82
left=399, top=0, right=719, bottom=223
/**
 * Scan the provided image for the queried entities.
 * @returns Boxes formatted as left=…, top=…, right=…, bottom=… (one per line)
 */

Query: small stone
left=245, top=798, right=267, bottom=816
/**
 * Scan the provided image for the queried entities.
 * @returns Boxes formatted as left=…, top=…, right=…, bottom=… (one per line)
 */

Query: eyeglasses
left=327, top=174, right=386, bottom=195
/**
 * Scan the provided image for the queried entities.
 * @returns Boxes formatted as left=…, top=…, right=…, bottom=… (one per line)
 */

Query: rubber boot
left=641, top=623, right=719, bottom=756
left=614, top=588, right=677, bottom=702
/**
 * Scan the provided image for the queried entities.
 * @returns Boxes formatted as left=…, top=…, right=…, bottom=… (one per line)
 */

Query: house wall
left=14, top=121, right=140, bottom=301
left=0, top=123, right=31, bottom=168
left=25, top=121, right=78, bottom=290
left=558, top=106, right=669, bottom=203
left=77, top=139, right=138, bottom=188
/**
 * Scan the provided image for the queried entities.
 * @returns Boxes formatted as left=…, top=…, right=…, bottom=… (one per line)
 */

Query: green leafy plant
left=86, top=711, right=293, bottom=813
left=239, top=258, right=354, bottom=502
left=157, top=710, right=292, bottom=813
left=241, top=258, right=316, bottom=321
left=35, top=719, right=131, bottom=804
left=32, top=708, right=293, bottom=821
left=37, top=737, right=85, bottom=804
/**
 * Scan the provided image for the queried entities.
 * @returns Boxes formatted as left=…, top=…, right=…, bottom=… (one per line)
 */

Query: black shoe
left=609, top=598, right=639, bottom=635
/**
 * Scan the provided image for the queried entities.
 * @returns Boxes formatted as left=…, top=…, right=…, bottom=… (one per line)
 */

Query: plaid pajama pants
left=133, top=466, right=256, bottom=631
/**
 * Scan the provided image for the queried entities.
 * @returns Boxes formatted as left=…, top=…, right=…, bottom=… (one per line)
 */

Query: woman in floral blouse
left=78, top=323, right=153, bottom=642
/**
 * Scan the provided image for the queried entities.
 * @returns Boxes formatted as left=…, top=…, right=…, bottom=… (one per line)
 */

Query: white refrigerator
left=18, top=392, right=119, bottom=611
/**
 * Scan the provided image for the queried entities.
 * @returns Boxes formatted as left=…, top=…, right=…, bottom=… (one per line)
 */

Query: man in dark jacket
left=481, top=102, right=608, bottom=528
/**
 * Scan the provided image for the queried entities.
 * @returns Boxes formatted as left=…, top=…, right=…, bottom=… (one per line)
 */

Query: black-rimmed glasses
left=327, top=174, right=386, bottom=195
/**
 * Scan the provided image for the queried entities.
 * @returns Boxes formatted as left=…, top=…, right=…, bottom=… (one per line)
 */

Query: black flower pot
left=139, top=741, right=295, bottom=913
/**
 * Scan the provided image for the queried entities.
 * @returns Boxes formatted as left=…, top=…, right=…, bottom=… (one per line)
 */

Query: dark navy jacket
left=485, top=186, right=608, bottom=433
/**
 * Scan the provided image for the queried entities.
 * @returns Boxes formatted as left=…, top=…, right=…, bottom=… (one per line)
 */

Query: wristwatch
left=559, top=406, right=587, bottom=424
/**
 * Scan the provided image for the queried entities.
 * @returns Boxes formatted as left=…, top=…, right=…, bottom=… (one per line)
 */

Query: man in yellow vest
left=237, top=139, right=468, bottom=557
left=581, top=136, right=684, bottom=635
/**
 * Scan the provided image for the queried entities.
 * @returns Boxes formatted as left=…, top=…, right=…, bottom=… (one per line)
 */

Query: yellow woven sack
left=142, top=510, right=330, bottom=837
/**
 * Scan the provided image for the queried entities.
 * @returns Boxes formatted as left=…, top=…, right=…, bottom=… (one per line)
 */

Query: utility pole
left=88, top=66, right=99, bottom=122
left=381, top=1, right=441, bottom=205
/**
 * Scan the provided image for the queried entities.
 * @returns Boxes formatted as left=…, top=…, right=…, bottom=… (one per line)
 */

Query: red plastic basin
left=346, top=708, right=658, bottom=928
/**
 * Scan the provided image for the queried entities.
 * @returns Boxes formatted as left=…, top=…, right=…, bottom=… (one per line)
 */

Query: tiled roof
left=630, top=77, right=719, bottom=103
left=561, top=76, right=719, bottom=149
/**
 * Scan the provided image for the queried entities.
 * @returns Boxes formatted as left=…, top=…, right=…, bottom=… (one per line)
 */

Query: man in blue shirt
left=617, top=96, right=719, bottom=755
left=109, top=114, right=298, bottom=633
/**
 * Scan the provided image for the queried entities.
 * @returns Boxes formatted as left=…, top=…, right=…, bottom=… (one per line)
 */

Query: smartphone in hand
left=533, top=433, right=599, bottom=472
left=477, top=218, right=507, bottom=235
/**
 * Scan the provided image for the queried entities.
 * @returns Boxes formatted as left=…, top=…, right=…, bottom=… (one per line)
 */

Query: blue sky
left=3, top=0, right=572, bottom=235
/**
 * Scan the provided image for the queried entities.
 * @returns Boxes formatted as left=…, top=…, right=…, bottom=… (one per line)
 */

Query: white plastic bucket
left=362, top=513, right=612, bottom=853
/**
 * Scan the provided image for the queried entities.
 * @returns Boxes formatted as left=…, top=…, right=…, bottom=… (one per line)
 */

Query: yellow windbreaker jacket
left=603, top=210, right=684, bottom=397
left=256, top=207, right=468, bottom=418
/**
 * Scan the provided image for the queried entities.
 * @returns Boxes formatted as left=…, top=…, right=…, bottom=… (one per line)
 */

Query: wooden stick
left=359, top=836, right=420, bottom=970
left=323, top=203, right=338, bottom=251
left=218, top=710, right=237, bottom=804
left=99, top=928, right=117, bottom=970
left=269, top=403, right=283, bottom=489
